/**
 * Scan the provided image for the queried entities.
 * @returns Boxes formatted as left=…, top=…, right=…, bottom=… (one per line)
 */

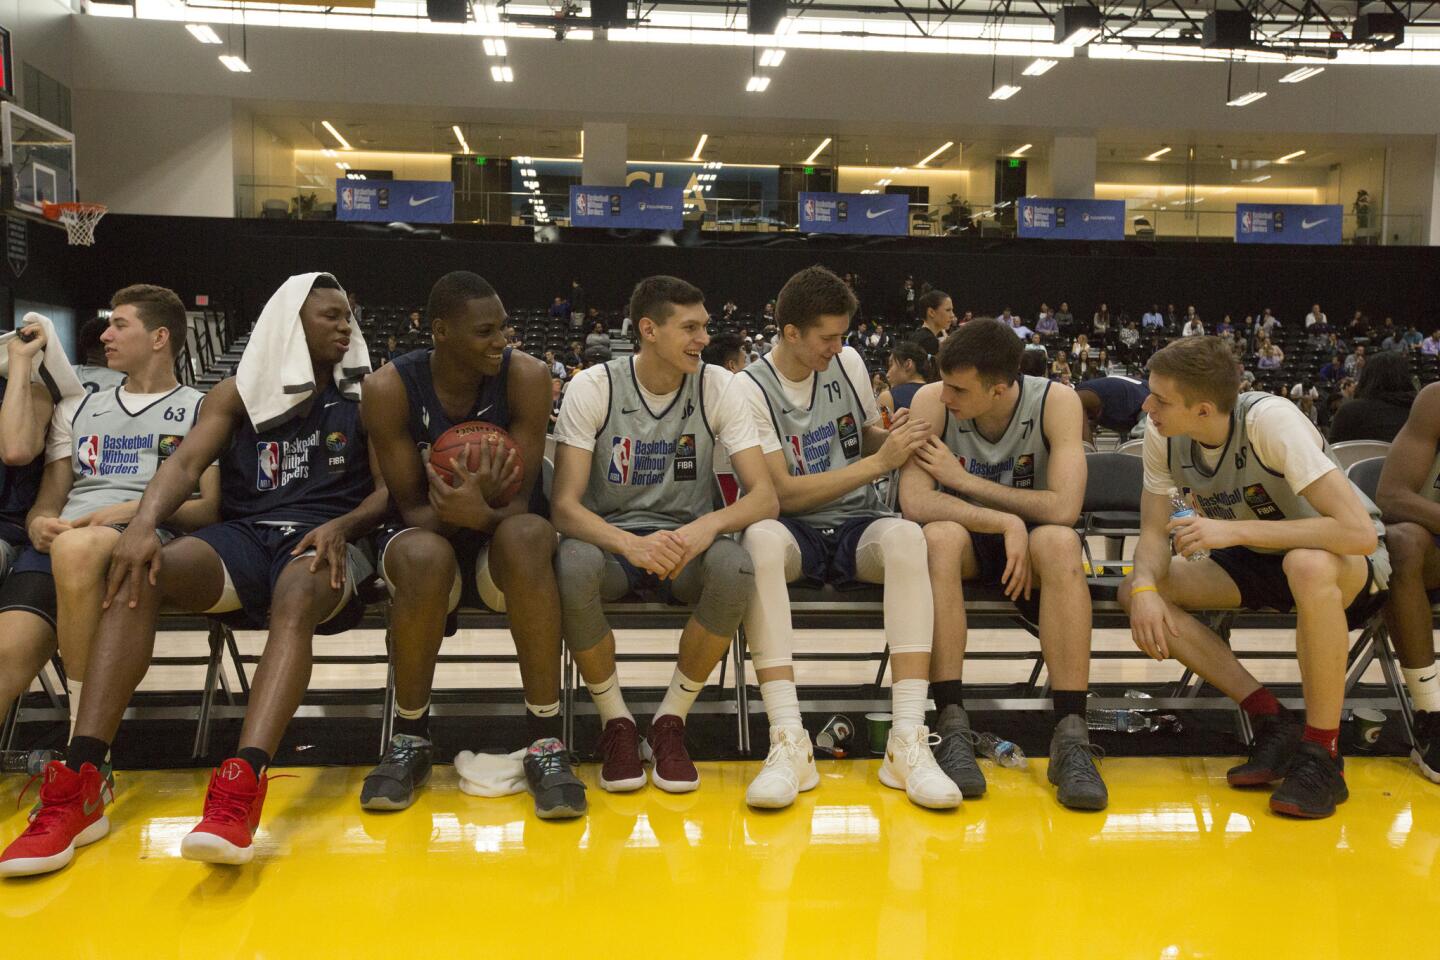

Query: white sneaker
left=745, top=726, right=820, bottom=809
left=879, top=725, right=963, bottom=810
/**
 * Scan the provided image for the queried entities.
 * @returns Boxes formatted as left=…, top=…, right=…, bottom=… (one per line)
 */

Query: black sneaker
left=523, top=738, right=588, bottom=820
left=933, top=705, right=987, bottom=799
left=1411, top=711, right=1440, bottom=784
left=1270, top=741, right=1348, bottom=818
left=1047, top=714, right=1109, bottom=811
left=1227, top=710, right=1301, bottom=787
left=360, top=734, right=433, bottom=811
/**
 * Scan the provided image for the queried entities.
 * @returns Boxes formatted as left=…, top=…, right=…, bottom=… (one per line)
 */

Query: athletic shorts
left=777, top=515, right=884, bottom=587
left=376, top=526, right=505, bottom=634
left=1207, top=543, right=1391, bottom=630
left=187, top=518, right=372, bottom=635
left=965, top=529, right=1045, bottom=622
left=0, top=526, right=177, bottom=628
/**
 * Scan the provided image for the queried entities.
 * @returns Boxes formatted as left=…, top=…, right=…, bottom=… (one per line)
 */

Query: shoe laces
left=598, top=720, right=637, bottom=757
left=761, top=730, right=807, bottom=774
left=902, top=729, right=946, bottom=772
left=935, top=727, right=982, bottom=762
left=648, top=717, right=687, bottom=762
left=1054, top=738, right=1106, bottom=781
left=1284, top=749, right=1338, bottom=792
left=530, top=744, right=578, bottom=778
left=203, top=776, right=258, bottom=825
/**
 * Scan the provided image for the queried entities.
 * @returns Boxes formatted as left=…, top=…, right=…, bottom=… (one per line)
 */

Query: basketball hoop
left=42, top=202, right=107, bottom=246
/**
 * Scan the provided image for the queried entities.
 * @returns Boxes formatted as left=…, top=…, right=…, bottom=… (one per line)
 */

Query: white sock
left=1402, top=664, right=1440, bottom=714
left=586, top=672, right=633, bottom=725
left=67, top=679, right=83, bottom=743
left=525, top=699, right=560, bottom=718
left=655, top=668, right=705, bottom=721
left=759, top=679, right=802, bottom=731
left=891, top=678, right=929, bottom=732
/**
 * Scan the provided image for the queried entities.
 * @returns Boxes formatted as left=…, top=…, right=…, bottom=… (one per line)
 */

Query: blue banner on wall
left=1235, top=203, right=1342, bottom=245
left=1017, top=198, right=1126, bottom=240
left=569, top=185, right=684, bottom=229
left=336, top=180, right=453, bottom=223
left=798, top=192, right=908, bottom=236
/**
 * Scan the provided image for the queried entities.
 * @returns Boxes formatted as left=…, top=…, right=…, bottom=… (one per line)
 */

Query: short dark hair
left=110, top=284, right=187, bottom=358
left=426, top=270, right=498, bottom=326
left=916, top=289, right=951, bottom=319
left=888, top=339, right=935, bottom=382
left=702, top=332, right=745, bottom=367
left=775, top=266, right=857, bottom=332
left=1018, top=350, right=1049, bottom=378
left=77, top=315, right=109, bottom=364
left=628, top=275, right=705, bottom=328
left=1355, top=349, right=1415, bottom=401
left=1147, top=336, right=1242, bottom=412
left=937, top=317, right=1023, bottom=386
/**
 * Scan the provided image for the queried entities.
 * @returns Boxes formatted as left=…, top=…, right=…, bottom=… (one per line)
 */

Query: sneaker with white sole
left=745, top=726, right=819, bottom=809
left=879, top=725, right=962, bottom=810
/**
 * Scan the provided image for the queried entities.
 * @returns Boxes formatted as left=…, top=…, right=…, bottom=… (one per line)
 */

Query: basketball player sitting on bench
left=735, top=265, right=960, bottom=812
left=0, top=274, right=390, bottom=877
left=1373, top=382, right=1440, bottom=783
left=361, top=270, right=585, bottom=819
left=902, top=318, right=1108, bottom=811
left=1119, top=336, right=1388, bottom=819
left=0, top=289, right=218, bottom=776
left=551, top=275, right=777, bottom=794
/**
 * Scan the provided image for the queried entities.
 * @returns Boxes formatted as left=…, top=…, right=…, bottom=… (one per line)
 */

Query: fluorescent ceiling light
left=690, top=133, right=708, bottom=160
left=915, top=140, right=954, bottom=167
left=1279, top=66, right=1324, bottom=83
left=321, top=120, right=351, bottom=150
left=890, top=166, right=905, bottom=174
left=802, top=138, right=832, bottom=164
left=218, top=55, right=251, bottom=73
left=745, top=75, right=771, bottom=92
left=1011, top=143, right=1032, bottom=157
left=452, top=125, right=471, bottom=154
left=1226, top=91, right=1267, bottom=106
left=759, top=48, right=786, bottom=67
left=876, top=178, right=893, bottom=186
left=1145, top=146, right=1172, bottom=161
left=989, top=84, right=1021, bottom=100
left=186, top=24, right=221, bottom=44
left=1056, top=5, right=1103, bottom=46
left=483, top=38, right=508, bottom=57
left=1022, top=58, right=1057, bottom=76
left=491, top=65, right=515, bottom=82
left=1243, top=174, right=1272, bottom=183
left=1276, top=149, right=1306, bottom=162
left=335, top=161, right=351, bottom=170
left=322, top=148, right=336, bottom=158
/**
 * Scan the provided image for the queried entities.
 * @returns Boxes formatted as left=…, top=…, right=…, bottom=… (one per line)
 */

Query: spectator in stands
left=1118, top=320, right=1140, bottom=355
left=1290, top=380, right=1320, bottom=406
left=901, top=277, right=916, bottom=321
left=1183, top=314, right=1205, bottom=337
left=762, top=300, right=776, bottom=324
left=954, top=310, right=974, bottom=331
left=1327, top=349, right=1416, bottom=443
left=549, top=295, right=569, bottom=320
left=847, top=322, right=870, bottom=351
left=867, top=323, right=891, bottom=352
left=408, top=310, right=423, bottom=333
left=870, top=371, right=887, bottom=398
left=1095, top=348, right=1113, bottom=376
left=1381, top=327, right=1408, bottom=354
left=1347, top=310, right=1372, bottom=341
left=700, top=331, right=747, bottom=374
left=380, top=334, right=400, bottom=366
left=1403, top=324, right=1423, bottom=350
left=1026, top=333, right=1048, bottom=361
left=1051, top=354, right=1071, bottom=381
left=1055, top=302, right=1075, bottom=337
left=1142, top=304, right=1165, bottom=333
left=543, top=349, right=567, bottom=381
left=1258, top=308, right=1280, bottom=338
left=1422, top=330, right=1440, bottom=356
left=347, top=292, right=363, bottom=326
left=1345, top=344, right=1367, bottom=376
left=569, top=279, right=587, bottom=327
left=1008, top=313, right=1034, bottom=340
left=1215, top=314, right=1234, bottom=337
left=1036, top=305, right=1059, bottom=339
left=1319, top=353, right=1347, bottom=384
left=584, top=321, right=611, bottom=360
left=1092, top=303, right=1111, bottom=342
left=549, top=377, right=564, bottom=431
left=998, top=307, right=1015, bottom=327
left=1166, top=303, right=1180, bottom=330
left=1257, top=341, right=1284, bottom=371
left=1305, top=303, right=1327, bottom=328
left=1376, top=316, right=1401, bottom=349
left=1070, top=332, right=1091, bottom=363
left=910, top=289, right=954, bottom=358
left=503, top=324, right=519, bottom=346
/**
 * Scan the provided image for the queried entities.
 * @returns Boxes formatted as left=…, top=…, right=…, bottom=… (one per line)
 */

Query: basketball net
left=42, top=202, right=107, bottom=246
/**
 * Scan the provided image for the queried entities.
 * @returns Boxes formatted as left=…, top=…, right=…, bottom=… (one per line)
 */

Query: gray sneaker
left=1047, top=714, right=1108, bottom=811
left=360, top=734, right=433, bottom=811
left=933, top=705, right=988, bottom=798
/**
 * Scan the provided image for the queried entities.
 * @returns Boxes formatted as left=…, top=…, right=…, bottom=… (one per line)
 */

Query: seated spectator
left=561, top=340, right=583, bottom=368
left=1092, top=303, right=1111, bottom=341
left=1319, top=353, right=1347, bottom=383
left=407, top=310, right=423, bottom=333
left=1025, top=333, right=1048, bottom=360
left=1070, top=332, right=1091, bottom=361
left=1166, top=303, right=1180, bottom=329
left=1117, top=320, right=1140, bottom=353
left=1380, top=328, right=1408, bottom=353
left=1257, top=342, right=1284, bottom=370
left=548, top=377, right=564, bottom=431
left=1008, top=314, right=1034, bottom=340
left=1050, top=354, right=1072, bottom=381
left=584, top=320, right=611, bottom=358
left=1258, top=308, right=1280, bottom=337
left=1347, top=310, right=1372, bottom=341
left=1422, top=330, right=1440, bottom=356
left=1344, top=344, right=1367, bottom=376
left=1215, top=314, right=1233, bottom=337
left=1326, top=350, right=1416, bottom=443
left=867, top=323, right=891, bottom=352
left=1055, top=302, right=1075, bottom=336
left=1141, top=304, right=1165, bottom=332
left=1375, top=316, right=1399, bottom=345
left=1304, top=303, right=1327, bottom=328
left=1035, top=303, right=1057, bottom=337
left=380, top=334, right=400, bottom=365
left=1402, top=324, right=1423, bottom=349
left=847, top=321, right=870, bottom=351
left=549, top=295, right=570, bottom=320
left=543, top=349, right=567, bottom=381
left=1183, top=316, right=1205, bottom=337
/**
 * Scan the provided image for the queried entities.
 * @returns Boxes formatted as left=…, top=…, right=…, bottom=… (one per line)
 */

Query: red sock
left=1302, top=725, right=1339, bottom=759
left=1239, top=687, right=1281, bottom=719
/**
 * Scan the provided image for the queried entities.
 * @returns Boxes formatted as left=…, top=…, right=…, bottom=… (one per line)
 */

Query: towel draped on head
left=0, top=311, right=88, bottom=440
left=236, top=272, right=370, bottom=433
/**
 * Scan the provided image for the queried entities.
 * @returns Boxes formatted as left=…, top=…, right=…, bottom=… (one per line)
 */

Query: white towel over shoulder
left=0, top=312, right=87, bottom=445
left=236, top=272, right=370, bottom=432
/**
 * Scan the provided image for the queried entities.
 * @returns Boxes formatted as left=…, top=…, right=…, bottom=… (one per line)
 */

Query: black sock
left=236, top=747, right=271, bottom=778
left=394, top=709, right=430, bottom=740
left=1053, top=689, right=1089, bottom=724
left=526, top=709, right=564, bottom=746
left=930, top=680, right=966, bottom=713
left=67, top=736, right=109, bottom=772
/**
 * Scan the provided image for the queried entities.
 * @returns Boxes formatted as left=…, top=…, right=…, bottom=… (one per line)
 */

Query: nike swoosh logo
left=1301, top=218, right=1329, bottom=229
left=622, top=407, right=640, bottom=415
left=324, top=401, right=339, bottom=408
left=781, top=409, right=794, bottom=415
left=83, top=796, right=102, bottom=816
left=408, top=196, right=439, bottom=207
left=866, top=208, right=892, bottom=219
left=476, top=404, right=493, bottom=418
left=1421, top=673, right=1438, bottom=684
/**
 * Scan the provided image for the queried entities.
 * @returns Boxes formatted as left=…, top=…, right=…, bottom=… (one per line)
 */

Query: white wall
left=1383, top=136, right=1440, bottom=247
left=71, top=89, right=235, bottom=217
left=5, top=0, right=75, bottom=95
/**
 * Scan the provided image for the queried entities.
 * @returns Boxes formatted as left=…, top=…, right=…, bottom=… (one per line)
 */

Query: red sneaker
left=0, top=762, right=110, bottom=878
left=597, top=717, right=646, bottom=792
left=180, top=759, right=269, bottom=865
left=644, top=714, right=699, bottom=793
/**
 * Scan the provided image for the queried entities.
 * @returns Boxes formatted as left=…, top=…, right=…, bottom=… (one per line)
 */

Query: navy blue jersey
left=889, top=382, right=923, bottom=412
left=392, top=347, right=545, bottom=514
left=220, top=382, right=371, bottom=525
left=0, top=376, right=44, bottom=538
left=1076, top=376, right=1150, bottom=431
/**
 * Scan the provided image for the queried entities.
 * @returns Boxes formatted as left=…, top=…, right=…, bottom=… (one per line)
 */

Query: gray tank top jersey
left=745, top=353, right=889, bottom=529
left=584, top=357, right=715, bottom=532
left=941, top=375, right=1052, bottom=491
left=74, top=364, right=126, bottom=395
left=1166, top=392, right=1385, bottom=555
left=63, top=384, right=205, bottom=521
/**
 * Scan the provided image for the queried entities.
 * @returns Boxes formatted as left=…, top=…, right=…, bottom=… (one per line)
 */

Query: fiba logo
left=325, top=431, right=347, bottom=453
left=256, top=441, right=281, bottom=491
left=76, top=435, right=101, bottom=476
left=608, top=437, right=632, bottom=484
left=638, top=201, right=647, bottom=211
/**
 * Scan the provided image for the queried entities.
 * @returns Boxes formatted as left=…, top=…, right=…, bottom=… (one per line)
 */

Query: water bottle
left=0, top=748, right=61, bottom=776
left=1167, top=486, right=1208, bottom=561
left=975, top=732, right=1028, bottom=769
left=1088, top=710, right=1155, bottom=734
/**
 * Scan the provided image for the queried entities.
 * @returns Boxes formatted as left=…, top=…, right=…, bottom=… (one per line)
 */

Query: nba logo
left=608, top=437, right=632, bottom=484
left=76, top=436, right=101, bottom=476
left=803, top=199, right=815, bottom=222
left=1022, top=205, right=1034, bottom=227
left=341, top=188, right=353, bottom=211
left=788, top=436, right=807, bottom=476
left=256, top=441, right=281, bottom=491
left=1241, top=211, right=1253, bottom=233
left=575, top=194, right=586, bottom=217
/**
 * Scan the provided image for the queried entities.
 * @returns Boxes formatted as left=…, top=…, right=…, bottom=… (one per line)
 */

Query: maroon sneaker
left=597, top=717, right=646, bottom=792
left=644, top=714, right=699, bottom=793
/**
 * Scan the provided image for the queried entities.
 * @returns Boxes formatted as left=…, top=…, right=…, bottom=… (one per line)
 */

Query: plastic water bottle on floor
left=975, top=732, right=1028, bottom=769
left=1168, top=486, right=1208, bottom=561
left=0, top=748, right=60, bottom=775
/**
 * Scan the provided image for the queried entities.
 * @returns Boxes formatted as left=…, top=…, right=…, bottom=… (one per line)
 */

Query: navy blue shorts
left=611, top=526, right=696, bottom=602
left=376, top=525, right=497, bottom=636
left=1208, top=545, right=1384, bottom=630
left=0, top=520, right=25, bottom=547
left=779, top=515, right=883, bottom=587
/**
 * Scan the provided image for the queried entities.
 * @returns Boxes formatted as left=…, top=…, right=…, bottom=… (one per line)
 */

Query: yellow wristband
left=1130, top=585, right=1158, bottom=597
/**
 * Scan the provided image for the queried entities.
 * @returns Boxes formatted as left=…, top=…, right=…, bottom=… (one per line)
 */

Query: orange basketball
left=429, top=421, right=524, bottom=507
